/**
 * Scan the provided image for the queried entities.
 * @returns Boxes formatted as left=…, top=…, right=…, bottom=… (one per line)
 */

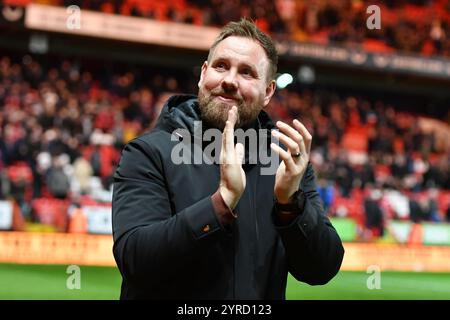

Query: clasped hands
left=219, top=106, right=312, bottom=209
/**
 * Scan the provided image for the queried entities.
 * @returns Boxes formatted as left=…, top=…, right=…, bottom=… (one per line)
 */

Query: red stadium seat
left=7, top=162, right=33, bottom=183
left=32, top=198, right=70, bottom=232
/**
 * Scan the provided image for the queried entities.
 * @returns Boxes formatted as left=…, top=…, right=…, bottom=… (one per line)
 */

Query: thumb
left=235, top=143, right=245, bottom=165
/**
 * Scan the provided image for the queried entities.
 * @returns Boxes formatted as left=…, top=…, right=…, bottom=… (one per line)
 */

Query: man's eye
left=241, top=69, right=253, bottom=76
left=215, top=63, right=226, bottom=69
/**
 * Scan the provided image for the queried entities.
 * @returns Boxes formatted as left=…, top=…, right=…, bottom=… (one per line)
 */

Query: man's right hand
left=219, top=106, right=246, bottom=210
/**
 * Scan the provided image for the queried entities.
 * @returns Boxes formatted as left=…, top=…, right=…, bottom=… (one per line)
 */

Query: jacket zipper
left=250, top=169, right=260, bottom=298
left=251, top=169, right=260, bottom=242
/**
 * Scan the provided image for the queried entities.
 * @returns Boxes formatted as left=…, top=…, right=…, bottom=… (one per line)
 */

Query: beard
left=198, top=87, right=263, bottom=130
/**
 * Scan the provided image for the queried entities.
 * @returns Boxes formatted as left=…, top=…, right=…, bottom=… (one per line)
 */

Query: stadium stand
left=0, top=53, right=448, bottom=237
left=3, top=0, right=450, bottom=57
left=0, top=0, right=448, bottom=243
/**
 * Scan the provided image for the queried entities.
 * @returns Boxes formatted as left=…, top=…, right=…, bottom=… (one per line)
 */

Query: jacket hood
left=154, top=94, right=276, bottom=134
left=154, top=94, right=202, bottom=134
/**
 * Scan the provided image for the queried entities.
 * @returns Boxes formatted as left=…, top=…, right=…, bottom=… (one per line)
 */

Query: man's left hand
left=270, top=119, right=312, bottom=204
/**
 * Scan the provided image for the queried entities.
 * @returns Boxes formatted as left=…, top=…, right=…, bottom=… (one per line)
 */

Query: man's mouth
left=215, top=94, right=238, bottom=103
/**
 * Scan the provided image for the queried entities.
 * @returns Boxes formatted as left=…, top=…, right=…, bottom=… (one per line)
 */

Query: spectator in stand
left=8, top=167, right=30, bottom=220
left=334, top=152, right=354, bottom=198
left=391, top=154, right=409, bottom=180
left=71, top=156, right=93, bottom=196
left=46, top=156, right=71, bottom=200
left=317, top=178, right=334, bottom=212
left=360, top=157, right=376, bottom=189
left=409, top=193, right=427, bottom=223
left=363, top=188, right=384, bottom=240
left=430, top=19, right=446, bottom=54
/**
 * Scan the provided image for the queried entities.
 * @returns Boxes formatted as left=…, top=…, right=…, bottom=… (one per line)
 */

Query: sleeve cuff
left=274, top=190, right=306, bottom=226
left=211, top=190, right=237, bottom=226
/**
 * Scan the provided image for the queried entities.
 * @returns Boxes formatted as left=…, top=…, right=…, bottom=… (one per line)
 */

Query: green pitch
left=1, top=263, right=450, bottom=300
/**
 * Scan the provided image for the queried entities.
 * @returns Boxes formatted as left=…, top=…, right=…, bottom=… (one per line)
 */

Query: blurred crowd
left=0, top=53, right=449, bottom=236
left=7, top=0, right=450, bottom=57
left=269, top=84, right=450, bottom=239
left=0, top=54, right=189, bottom=226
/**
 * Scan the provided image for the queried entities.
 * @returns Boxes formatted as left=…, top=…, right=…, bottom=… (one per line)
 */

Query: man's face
left=198, top=36, right=276, bottom=130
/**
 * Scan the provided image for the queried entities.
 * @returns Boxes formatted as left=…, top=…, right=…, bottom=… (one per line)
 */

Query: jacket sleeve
left=112, top=138, right=228, bottom=287
left=273, top=162, right=345, bottom=285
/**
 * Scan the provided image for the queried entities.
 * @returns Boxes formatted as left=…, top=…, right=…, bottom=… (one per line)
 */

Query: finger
left=221, top=107, right=238, bottom=164
left=276, top=121, right=306, bottom=155
left=270, top=142, right=296, bottom=168
left=276, top=121, right=304, bottom=148
left=272, top=130, right=300, bottom=156
left=225, top=108, right=237, bottom=164
left=220, top=120, right=231, bottom=164
left=235, top=143, right=245, bottom=165
left=292, top=119, right=312, bottom=153
left=228, top=105, right=238, bottom=127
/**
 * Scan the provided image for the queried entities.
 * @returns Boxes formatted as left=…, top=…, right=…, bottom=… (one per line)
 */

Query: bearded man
left=112, top=18, right=344, bottom=300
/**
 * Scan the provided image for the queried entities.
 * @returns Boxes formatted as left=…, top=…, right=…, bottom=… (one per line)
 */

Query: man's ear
left=263, top=80, right=276, bottom=108
left=198, top=61, right=208, bottom=88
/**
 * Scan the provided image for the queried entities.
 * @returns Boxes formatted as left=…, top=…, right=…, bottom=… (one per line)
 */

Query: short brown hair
left=207, top=18, right=278, bottom=81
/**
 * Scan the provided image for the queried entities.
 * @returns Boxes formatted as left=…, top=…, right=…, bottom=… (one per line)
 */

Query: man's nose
left=221, top=70, right=238, bottom=91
